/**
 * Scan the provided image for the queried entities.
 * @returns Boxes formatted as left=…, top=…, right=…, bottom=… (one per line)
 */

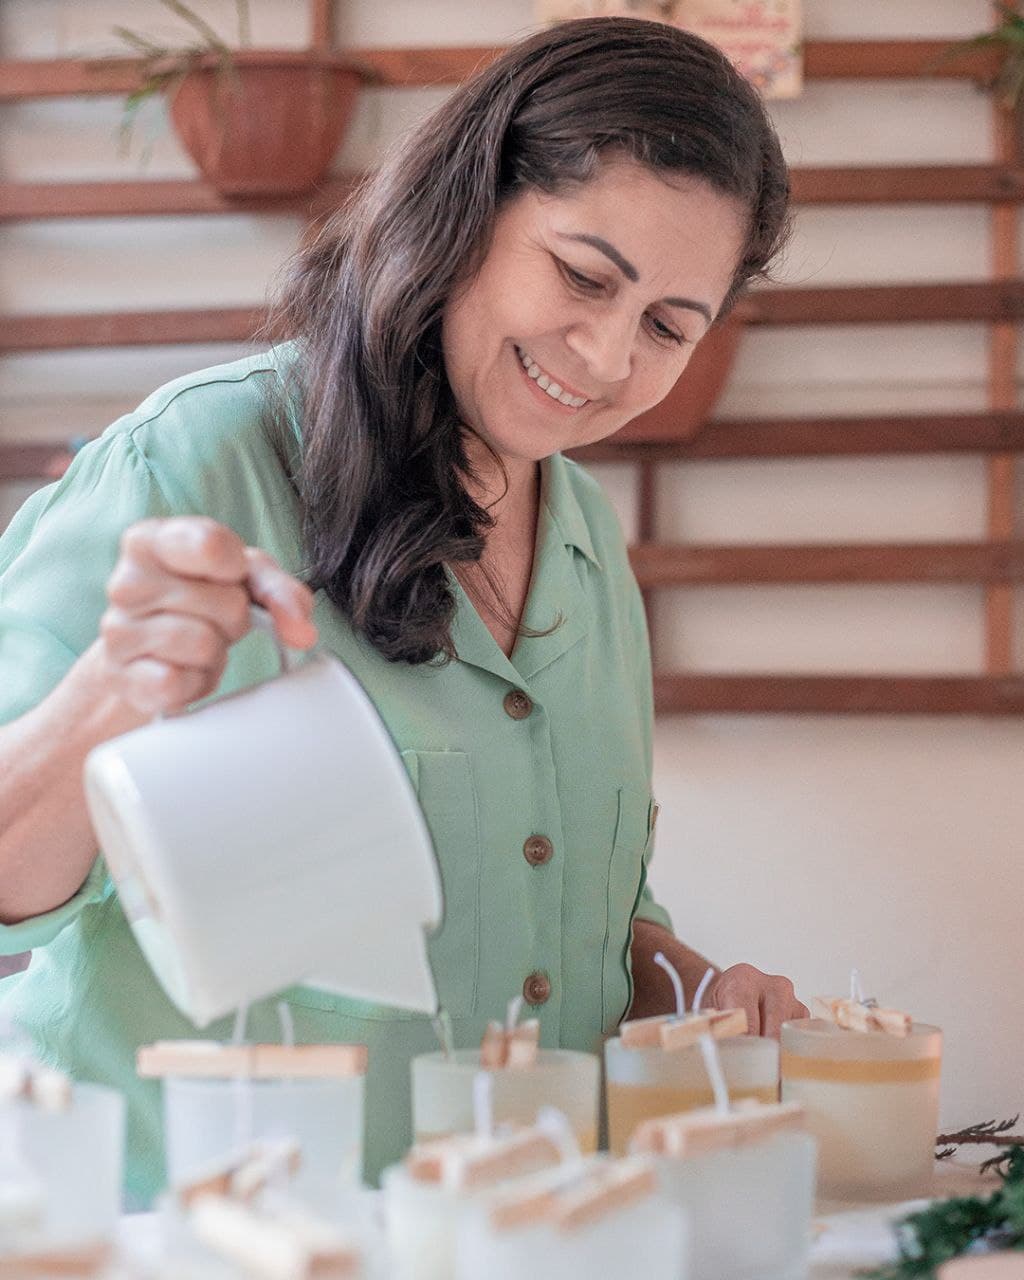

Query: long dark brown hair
left=269, top=16, right=790, bottom=665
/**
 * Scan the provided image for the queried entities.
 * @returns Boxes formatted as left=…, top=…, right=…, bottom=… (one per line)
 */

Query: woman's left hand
left=705, top=963, right=808, bottom=1038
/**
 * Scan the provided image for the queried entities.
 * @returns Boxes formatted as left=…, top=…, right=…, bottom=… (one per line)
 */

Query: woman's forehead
left=508, top=160, right=747, bottom=295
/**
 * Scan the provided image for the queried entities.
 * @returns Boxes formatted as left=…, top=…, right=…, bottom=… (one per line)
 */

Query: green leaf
left=155, top=0, right=230, bottom=53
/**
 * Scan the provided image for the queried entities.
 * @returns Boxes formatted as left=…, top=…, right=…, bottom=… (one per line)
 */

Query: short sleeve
left=0, top=431, right=175, bottom=726
left=0, top=431, right=175, bottom=948
left=0, top=857, right=110, bottom=955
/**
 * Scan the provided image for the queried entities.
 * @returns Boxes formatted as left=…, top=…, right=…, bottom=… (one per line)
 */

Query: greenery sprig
left=863, top=1144, right=1024, bottom=1279
left=109, top=0, right=251, bottom=157
left=939, top=3, right=1024, bottom=109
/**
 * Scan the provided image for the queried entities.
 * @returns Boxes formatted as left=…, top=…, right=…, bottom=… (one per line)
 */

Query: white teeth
left=515, top=346, right=588, bottom=408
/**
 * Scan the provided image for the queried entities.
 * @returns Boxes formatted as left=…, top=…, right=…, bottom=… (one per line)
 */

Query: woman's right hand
left=99, top=516, right=318, bottom=716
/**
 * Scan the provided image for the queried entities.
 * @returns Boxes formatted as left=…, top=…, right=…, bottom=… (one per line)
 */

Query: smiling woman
left=276, top=17, right=791, bottom=665
left=0, top=16, right=800, bottom=1200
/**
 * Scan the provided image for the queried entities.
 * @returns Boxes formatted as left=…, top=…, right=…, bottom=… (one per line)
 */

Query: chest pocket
left=602, top=785, right=657, bottom=1030
left=284, top=749, right=481, bottom=1022
left=402, top=750, right=480, bottom=1018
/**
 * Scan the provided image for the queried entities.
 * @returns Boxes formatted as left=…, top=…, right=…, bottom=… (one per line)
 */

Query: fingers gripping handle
left=248, top=603, right=295, bottom=675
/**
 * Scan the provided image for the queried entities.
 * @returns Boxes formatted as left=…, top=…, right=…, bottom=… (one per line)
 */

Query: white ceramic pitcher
left=83, top=609, right=443, bottom=1027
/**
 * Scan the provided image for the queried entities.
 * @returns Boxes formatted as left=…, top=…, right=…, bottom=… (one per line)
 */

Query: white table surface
left=114, top=1160, right=1001, bottom=1280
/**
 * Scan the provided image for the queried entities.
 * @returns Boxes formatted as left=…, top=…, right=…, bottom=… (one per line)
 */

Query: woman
left=0, top=17, right=806, bottom=1200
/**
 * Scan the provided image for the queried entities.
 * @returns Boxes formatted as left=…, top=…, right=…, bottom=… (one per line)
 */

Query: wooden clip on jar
left=382, top=1126, right=569, bottom=1280
left=632, top=1099, right=816, bottom=1280
left=138, top=1040, right=367, bottom=1199
left=0, top=1052, right=125, bottom=1254
left=456, top=1157, right=687, bottom=1280
left=605, top=1007, right=779, bottom=1155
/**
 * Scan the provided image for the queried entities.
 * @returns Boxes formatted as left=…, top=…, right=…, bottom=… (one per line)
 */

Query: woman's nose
left=565, top=313, right=634, bottom=386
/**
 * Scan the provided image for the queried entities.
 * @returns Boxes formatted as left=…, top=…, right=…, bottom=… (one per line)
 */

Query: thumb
left=244, top=548, right=319, bottom=651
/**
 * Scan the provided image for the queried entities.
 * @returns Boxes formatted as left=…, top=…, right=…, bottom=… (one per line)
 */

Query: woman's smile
left=517, top=343, right=588, bottom=412
left=513, top=343, right=591, bottom=411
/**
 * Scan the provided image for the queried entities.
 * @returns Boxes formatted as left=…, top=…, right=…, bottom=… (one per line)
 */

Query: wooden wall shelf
left=572, top=412, right=1024, bottom=460
left=0, top=41, right=1002, bottom=100
left=0, top=21, right=1019, bottom=714
left=2, top=282, right=1015, bottom=353
left=5, top=166, right=1020, bottom=223
left=653, top=675, right=1024, bottom=715
left=629, top=541, right=1024, bottom=587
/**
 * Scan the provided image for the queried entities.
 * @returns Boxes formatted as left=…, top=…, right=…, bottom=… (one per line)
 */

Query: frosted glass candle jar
left=605, top=1034, right=779, bottom=1155
left=650, top=1129, right=816, bottom=1280
left=412, top=1050, right=600, bottom=1153
left=7, top=1082, right=125, bottom=1244
left=455, top=1168, right=688, bottom=1280
left=780, top=1017, right=942, bottom=1201
left=382, top=1162, right=469, bottom=1280
left=164, top=1074, right=365, bottom=1198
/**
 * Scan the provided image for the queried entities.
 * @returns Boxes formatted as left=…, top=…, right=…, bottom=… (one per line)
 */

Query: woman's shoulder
left=117, top=343, right=300, bottom=473
left=77, top=343, right=304, bottom=534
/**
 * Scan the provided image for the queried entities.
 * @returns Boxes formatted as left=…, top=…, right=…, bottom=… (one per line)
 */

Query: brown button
left=523, top=971, right=551, bottom=1006
left=503, top=688, right=533, bottom=720
left=523, top=835, right=554, bottom=867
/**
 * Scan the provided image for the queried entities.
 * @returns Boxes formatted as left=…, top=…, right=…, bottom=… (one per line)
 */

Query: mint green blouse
left=0, top=346, right=670, bottom=1203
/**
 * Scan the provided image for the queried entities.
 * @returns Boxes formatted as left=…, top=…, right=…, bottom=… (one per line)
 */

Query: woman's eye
left=647, top=314, right=685, bottom=345
left=560, top=261, right=602, bottom=292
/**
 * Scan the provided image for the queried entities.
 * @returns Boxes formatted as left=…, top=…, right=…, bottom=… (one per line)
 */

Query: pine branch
left=936, top=1117, right=1023, bottom=1157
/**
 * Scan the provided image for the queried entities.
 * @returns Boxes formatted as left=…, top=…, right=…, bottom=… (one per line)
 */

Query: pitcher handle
left=249, top=603, right=295, bottom=675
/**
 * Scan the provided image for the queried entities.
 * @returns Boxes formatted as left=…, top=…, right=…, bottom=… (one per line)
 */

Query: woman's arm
left=0, top=518, right=316, bottom=925
left=629, top=918, right=808, bottom=1037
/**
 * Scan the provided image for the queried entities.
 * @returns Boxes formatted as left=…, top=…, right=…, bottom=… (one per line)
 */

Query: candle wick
left=505, top=995, right=524, bottom=1034
left=432, top=1008, right=454, bottom=1060
left=653, top=951, right=686, bottom=1020
left=692, top=966, right=715, bottom=1015
left=698, top=1032, right=731, bottom=1116
left=473, top=1071, right=494, bottom=1140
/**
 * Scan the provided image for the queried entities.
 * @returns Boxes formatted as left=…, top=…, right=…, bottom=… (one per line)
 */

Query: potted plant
left=113, top=0, right=367, bottom=197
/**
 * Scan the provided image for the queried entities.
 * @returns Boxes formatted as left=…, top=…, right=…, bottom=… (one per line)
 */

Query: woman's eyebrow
left=556, top=231, right=713, bottom=324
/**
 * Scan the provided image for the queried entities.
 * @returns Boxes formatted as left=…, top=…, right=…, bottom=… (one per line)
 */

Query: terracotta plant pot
left=168, top=50, right=363, bottom=197
left=613, top=307, right=749, bottom=443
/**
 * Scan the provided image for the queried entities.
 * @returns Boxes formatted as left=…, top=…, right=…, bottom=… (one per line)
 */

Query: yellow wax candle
left=604, top=1035, right=779, bottom=1156
left=780, top=1016, right=942, bottom=1201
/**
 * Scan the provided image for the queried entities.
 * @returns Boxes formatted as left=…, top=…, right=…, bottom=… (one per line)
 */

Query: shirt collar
left=543, top=452, right=602, bottom=571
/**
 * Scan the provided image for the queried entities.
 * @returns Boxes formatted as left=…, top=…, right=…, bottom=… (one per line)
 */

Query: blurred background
left=0, top=1, right=1020, bottom=1136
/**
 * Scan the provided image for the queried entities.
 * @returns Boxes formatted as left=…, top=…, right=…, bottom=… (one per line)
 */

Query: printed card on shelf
left=533, top=0, right=803, bottom=99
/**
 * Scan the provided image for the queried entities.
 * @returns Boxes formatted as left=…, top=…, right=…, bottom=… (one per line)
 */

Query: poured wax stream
left=229, top=1002, right=254, bottom=1152
left=432, top=1009, right=454, bottom=1061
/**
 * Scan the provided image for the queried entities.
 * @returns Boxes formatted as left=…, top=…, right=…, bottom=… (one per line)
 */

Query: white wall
left=1, top=1, right=1020, bottom=1133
